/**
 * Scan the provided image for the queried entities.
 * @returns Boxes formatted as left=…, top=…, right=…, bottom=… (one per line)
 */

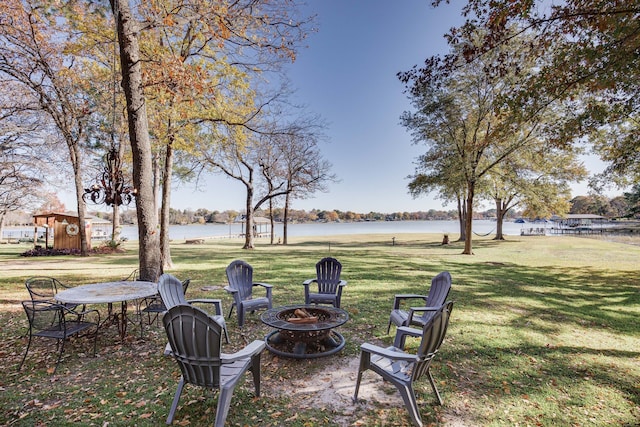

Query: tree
left=268, top=121, right=336, bottom=245
left=0, top=0, right=94, bottom=255
left=110, top=0, right=161, bottom=280
left=438, top=0, right=640, bottom=186
left=484, top=143, right=586, bottom=239
left=199, top=129, right=289, bottom=249
left=0, top=118, right=45, bottom=241
left=400, top=29, right=572, bottom=254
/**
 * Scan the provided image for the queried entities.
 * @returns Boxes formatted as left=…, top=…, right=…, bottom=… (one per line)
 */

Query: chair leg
left=17, top=334, right=33, bottom=371
left=427, top=369, right=443, bottom=405
left=166, top=377, right=185, bottom=425
left=353, top=351, right=370, bottom=402
left=223, top=325, right=230, bottom=344
left=227, top=304, right=235, bottom=320
left=215, top=383, right=239, bottom=427
left=396, top=382, right=423, bottom=427
left=250, top=355, right=262, bottom=396
left=353, top=369, right=364, bottom=402
left=53, top=337, right=66, bottom=374
left=386, top=319, right=392, bottom=334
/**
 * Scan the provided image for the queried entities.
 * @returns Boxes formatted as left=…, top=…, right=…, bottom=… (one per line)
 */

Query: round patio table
left=260, top=304, right=349, bottom=359
left=55, top=281, right=157, bottom=340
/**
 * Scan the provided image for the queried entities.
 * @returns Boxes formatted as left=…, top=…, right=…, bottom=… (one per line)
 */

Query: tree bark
left=457, top=197, right=466, bottom=242
left=112, top=0, right=161, bottom=281
left=462, top=186, right=475, bottom=255
left=283, top=189, right=291, bottom=245
left=161, top=140, right=174, bottom=269
left=243, top=184, right=255, bottom=249
left=494, top=198, right=505, bottom=240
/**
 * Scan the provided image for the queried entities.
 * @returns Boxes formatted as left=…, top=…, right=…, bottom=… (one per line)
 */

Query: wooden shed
left=33, top=212, right=92, bottom=250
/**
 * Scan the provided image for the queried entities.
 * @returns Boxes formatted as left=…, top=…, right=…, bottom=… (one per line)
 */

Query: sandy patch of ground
left=269, top=355, right=471, bottom=426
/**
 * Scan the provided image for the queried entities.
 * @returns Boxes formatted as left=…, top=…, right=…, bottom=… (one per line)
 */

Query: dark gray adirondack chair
left=387, top=271, right=452, bottom=334
left=354, top=301, right=454, bottom=427
left=162, top=304, right=265, bottom=426
left=142, top=276, right=190, bottom=325
left=19, top=300, right=100, bottom=374
left=158, top=273, right=228, bottom=343
left=224, top=260, right=273, bottom=327
left=303, top=257, right=347, bottom=308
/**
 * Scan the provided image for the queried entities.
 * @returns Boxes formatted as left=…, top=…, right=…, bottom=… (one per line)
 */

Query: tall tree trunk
left=283, top=189, right=290, bottom=245
left=494, top=198, right=505, bottom=240
left=160, top=140, right=174, bottom=269
left=457, top=197, right=466, bottom=242
left=71, top=143, right=89, bottom=256
left=243, top=185, right=255, bottom=249
left=268, top=198, right=275, bottom=245
left=112, top=0, right=161, bottom=281
left=462, top=185, right=475, bottom=255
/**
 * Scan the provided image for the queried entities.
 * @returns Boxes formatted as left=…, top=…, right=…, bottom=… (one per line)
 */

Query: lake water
left=118, top=219, right=526, bottom=241
left=3, top=219, right=529, bottom=241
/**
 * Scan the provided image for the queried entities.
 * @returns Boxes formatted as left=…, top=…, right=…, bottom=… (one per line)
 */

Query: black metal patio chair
left=19, top=300, right=100, bottom=374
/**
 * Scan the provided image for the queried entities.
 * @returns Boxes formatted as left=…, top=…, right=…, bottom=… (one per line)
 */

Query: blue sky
left=64, top=0, right=605, bottom=214
left=171, top=0, right=470, bottom=213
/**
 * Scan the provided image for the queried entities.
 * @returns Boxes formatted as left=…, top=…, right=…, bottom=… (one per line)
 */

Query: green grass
left=0, top=233, right=638, bottom=426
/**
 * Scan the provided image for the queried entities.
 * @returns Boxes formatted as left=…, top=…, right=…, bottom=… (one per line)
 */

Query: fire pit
left=260, top=304, right=349, bottom=359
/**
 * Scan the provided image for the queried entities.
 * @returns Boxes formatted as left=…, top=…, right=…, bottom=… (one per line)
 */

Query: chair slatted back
left=163, top=305, right=223, bottom=388
left=159, top=274, right=189, bottom=309
left=427, top=271, right=452, bottom=307
left=226, top=260, right=254, bottom=301
left=412, top=301, right=454, bottom=382
left=316, top=257, right=342, bottom=294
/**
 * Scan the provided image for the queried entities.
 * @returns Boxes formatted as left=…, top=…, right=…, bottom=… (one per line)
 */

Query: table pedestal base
left=265, top=329, right=345, bottom=359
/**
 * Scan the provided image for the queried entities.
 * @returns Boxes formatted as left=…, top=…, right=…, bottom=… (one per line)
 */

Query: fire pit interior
left=261, top=305, right=349, bottom=359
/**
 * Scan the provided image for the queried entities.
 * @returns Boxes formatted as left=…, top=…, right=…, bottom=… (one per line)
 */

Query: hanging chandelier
left=82, top=146, right=136, bottom=207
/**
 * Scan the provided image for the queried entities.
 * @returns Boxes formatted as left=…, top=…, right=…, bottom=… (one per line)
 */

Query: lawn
left=0, top=233, right=638, bottom=426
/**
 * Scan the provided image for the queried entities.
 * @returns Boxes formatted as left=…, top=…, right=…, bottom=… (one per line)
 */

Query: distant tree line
left=5, top=186, right=640, bottom=229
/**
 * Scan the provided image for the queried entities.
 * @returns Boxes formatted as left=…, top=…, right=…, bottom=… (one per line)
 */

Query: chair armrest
left=253, top=282, right=272, bottom=289
left=393, top=326, right=423, bottom=349
left=188, top=298, right=223, bottom=316
left=222, top=340, right=266, bottom=363
left=360, top=343, right=417, bottom=362
left=224, top=286, right=238, bottom=294
left=303, top=279, right=317, bottom=286
left=406, top=305, right=440, bottom=324
left=338, top=280, right=347, bottom=287
left=392, top=294, right=428, bottom=309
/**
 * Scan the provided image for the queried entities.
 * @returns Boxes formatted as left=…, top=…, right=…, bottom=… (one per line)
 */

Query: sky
left=171, top=0, right=469, bottom=213
left=60, top=0, right=610, bottom=214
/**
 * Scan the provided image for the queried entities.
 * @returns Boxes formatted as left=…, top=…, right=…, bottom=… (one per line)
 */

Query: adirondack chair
left=142, top=277, right=190, bottom=325
left=303, top=257, right=347, bottom=308
left=158, top=273, right=228, bottom=343
left=354, top=301, right=454, bottom=427
left=387, top=271, right=452, bottom=334
left=224, top=260, right=273, bottom=327
left=163, top=304, right=265, bottom=426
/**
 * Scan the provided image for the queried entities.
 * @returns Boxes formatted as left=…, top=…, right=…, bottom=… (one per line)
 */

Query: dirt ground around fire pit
left=267, top=355, right=468, bottom=426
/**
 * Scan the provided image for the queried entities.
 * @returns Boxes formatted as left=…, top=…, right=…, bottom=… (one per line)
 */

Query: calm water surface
left=119, top=220, right=526, bottom=241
